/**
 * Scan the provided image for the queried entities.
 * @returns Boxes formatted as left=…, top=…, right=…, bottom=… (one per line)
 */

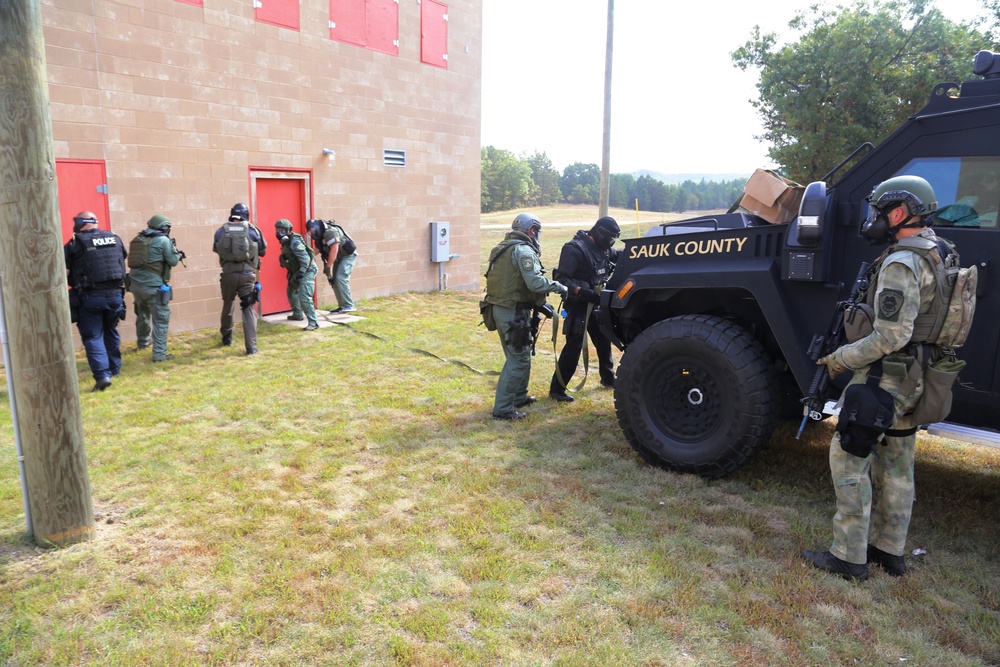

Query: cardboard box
left=737, top=168, right=805, bottom=224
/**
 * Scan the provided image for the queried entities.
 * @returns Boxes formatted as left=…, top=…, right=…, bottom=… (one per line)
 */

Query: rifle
left=796, top=261, right=871, bottom=439
left=170, top=237, right=187, bottom=267
left=530, top=304, right=554, bottom=356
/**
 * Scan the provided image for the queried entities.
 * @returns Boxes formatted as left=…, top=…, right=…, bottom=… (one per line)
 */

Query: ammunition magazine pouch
left=844, top=303, right=875, bottom=343
left=480, top=299, right=497, bottom=331
left=837, top=363, right=896, bottom=459
left=911, top=352, right=965, bottom=425
left=341, top=238, right=357, bottom=256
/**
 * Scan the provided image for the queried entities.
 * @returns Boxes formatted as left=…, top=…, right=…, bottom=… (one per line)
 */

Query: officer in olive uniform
left=803, top=175, right=949, bottom=580
left=213, top=203, right=267, bottom=355
left=484, top=213, right=568, bottom=420
left=127, top=214, right=183, bottom=362
left=549, top=216, right=621, bottom=402
left=306, top=219, right=358, bottom=313
left=275, top=219, right=319, bottom=330
left=64, top=211, right=127, bottom=391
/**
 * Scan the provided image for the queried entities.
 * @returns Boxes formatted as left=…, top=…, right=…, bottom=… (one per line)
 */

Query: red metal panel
left=330, top=0, right=366, bottom=47
left=255, top=0, right=300, bottom=31
left=421, top=0, right=447, bottom=68
left=254, top=176, right=309, bottom=315
left=366, top=0, right=398, bottom=56
left=55, top=159, right=110, bottom=245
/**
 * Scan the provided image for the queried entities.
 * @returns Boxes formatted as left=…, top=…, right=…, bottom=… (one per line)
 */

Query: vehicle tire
left=614, top=314, right=779, bottom=478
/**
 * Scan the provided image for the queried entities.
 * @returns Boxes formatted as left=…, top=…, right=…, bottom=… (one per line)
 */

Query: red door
left=55, top=160, right=111, bottom=244
left=254, top=176, right=309, bottom=315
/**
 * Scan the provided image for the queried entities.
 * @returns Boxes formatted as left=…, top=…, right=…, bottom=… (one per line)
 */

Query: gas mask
left=861, top=206, right=895, bottom=245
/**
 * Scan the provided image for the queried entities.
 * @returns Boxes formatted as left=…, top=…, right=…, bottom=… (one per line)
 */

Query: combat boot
left=801, top=549, right=869, bottom=581
left=867, top=545, right=906, bottom=576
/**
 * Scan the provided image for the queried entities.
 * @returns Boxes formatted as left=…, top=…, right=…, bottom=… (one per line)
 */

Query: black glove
left=177, top=249, right=187, bottom=261
left=295, top=270, right=305, bottom=283
left=578, top=287, right=601, bottom=304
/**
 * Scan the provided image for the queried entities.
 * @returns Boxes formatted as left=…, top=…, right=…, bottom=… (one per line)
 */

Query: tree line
left=480, top=147, right=747, bottom=214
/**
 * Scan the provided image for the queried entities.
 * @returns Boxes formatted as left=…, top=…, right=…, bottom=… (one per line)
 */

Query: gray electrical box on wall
left=430, top=221, right=450, bottom=262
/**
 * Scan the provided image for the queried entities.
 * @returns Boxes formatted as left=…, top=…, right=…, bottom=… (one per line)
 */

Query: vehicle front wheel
left=614, top=314, right=778, bottom=478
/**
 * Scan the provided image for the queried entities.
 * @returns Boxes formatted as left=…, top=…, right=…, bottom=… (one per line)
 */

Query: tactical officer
left=275, top=219, right=319, bottom=330
left=549, top=216, right=621, bottom=402
left=213, top=203, right=267, bottom=355
left=803, top=175, right=951, bottom=580
left=64, top=211, right=127, bottom=391
left=305, top=219, right=357, bottom=313
left=484, top=213, right=568, bottom=420
left=127, top=214, right=183, bottom=362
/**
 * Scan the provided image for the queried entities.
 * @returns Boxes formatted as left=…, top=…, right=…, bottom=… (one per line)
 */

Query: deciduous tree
left=732, top=0, right=988, bottom=182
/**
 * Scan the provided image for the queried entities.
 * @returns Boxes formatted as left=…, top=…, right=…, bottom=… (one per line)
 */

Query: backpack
left=895, top=235, right=978, bottom=348
left=127, top=234, right=151, bottom=269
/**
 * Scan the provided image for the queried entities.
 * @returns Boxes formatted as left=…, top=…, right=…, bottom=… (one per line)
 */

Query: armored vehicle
left=600, top=50, right=1000, bottom=478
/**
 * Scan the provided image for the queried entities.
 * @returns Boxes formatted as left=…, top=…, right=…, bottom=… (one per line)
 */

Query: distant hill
left=633, top=170, right=751, bottom=184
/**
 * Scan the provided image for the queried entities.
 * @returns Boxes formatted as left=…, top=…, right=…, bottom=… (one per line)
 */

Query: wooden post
left=598, top=0, right=614, bottom=218
left=0, top=1, right=94, bottom=546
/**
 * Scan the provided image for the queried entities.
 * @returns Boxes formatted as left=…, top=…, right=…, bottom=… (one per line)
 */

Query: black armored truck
left=600, top=50, right=1000, bottom=478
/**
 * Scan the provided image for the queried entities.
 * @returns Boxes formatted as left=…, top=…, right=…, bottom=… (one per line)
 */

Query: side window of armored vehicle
left=890, top=156, right=1000, bottom=229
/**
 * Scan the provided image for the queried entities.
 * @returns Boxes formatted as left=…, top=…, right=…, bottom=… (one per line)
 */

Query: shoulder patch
left=520, top=256, right=535, bottom=271
left=878, top=288, right=905, bottom=322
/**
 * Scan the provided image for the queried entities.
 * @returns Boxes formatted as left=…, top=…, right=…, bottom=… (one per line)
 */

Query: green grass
left=0, top=209, right=998, bottom=665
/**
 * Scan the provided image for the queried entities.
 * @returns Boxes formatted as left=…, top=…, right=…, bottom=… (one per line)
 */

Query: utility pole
left=0, top=2, right=94, bottom=546
left=598, top=0, right=614, bottom=218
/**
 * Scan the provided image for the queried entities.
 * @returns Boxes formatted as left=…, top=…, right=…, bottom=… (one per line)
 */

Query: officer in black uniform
left=64, top=211, right=128, bottom=391
left=549, top=216, right=621, bottom=402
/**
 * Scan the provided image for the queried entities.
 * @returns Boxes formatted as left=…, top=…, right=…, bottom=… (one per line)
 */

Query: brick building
left=43, top=0, right=482, bottom=338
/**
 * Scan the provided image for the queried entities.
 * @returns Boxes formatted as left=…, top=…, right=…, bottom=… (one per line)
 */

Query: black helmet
left=229, top=203, right=249, bottom=222
left=511, top=213, right=541, bottom=235
left=305, top=219, right=323, bottom=236
left=590, top=216, right=620, bottom=250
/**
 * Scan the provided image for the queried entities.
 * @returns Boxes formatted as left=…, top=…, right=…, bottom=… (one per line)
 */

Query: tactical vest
left=868, top=235, right=964, bottom=345
left=555, top=235, right=613, bottom=289
left=279, top=233, right=312, bottom=272
left=485, top=234, right=545, bottom=308
left=218, top=222, right=259, bottom=273
left=68, top=230, right=125, bottom=291
left=128, top=231, right=167, bottom=278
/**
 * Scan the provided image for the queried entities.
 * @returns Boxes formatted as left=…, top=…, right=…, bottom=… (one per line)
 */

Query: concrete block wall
left=43, top=0, right=482, bottom=340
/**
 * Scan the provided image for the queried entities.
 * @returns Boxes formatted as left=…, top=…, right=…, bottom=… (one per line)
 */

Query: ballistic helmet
left=275, top=218, right=293, bottom=231
left=511, top=212, right=541, bottom=235
left=229, top=202, right=250, bottom=222
left=147, top=214, right=171, bottom=231
left=868, top=175, right=937, bottom=217
left=590, top=216, right=620, bottom=250
left=305, top=219, right=322, bottom=236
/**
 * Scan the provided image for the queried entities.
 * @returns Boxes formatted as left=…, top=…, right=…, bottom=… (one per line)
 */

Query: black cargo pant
left=550, top=300, right=615, bottom=395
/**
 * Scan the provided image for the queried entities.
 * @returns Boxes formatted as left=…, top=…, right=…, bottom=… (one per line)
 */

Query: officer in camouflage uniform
left=484, top=213, right=568, bottom=420
left=128, top=214, right=183, bottom=362
left=275, top=219, right=319, bottom=330
left=803, top=175, right=947, bottom=580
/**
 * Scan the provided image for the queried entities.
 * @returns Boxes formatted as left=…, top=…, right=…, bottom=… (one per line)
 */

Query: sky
left=480, top=0, right=993, bottom=177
